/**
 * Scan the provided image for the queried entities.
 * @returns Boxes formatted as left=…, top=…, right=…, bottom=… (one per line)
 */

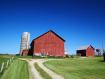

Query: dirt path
left=28, top=60, right=43, bottom=79
left=20, top=58, right=64, bottom=79
left=36, top=59, right=64, bottom=79
left=19, top=58, right=43, bottom=79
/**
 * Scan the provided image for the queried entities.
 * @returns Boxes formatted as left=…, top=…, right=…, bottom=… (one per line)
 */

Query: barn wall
left=33, top=32, right=65, bottom=56
left=86, top=47, right=94, bottom=57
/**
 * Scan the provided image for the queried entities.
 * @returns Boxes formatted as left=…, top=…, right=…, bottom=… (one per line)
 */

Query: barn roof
left=77, top=45, right=94, bottom=50
left=33, top=30, right=65, bottom=42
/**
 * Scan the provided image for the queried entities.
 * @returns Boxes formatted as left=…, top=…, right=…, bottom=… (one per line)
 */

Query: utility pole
left=102, top=41, right=105, bottom=61
left=102, top=41, right=104, bottom=53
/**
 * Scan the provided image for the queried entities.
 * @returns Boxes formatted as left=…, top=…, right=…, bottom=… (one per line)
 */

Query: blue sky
left=0, top=0, right=105, bottom=54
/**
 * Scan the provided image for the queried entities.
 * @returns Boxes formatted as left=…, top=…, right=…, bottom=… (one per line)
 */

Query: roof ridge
left=77, top=45, right=93, bottom=50
left=32, top=30, right=65, bottom=42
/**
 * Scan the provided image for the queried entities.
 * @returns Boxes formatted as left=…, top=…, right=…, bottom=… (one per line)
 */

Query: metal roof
left=77, top=45, right=94, bottom=50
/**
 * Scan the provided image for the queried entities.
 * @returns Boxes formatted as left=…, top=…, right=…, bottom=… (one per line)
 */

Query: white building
left=20, top=32, right=30, bottom=55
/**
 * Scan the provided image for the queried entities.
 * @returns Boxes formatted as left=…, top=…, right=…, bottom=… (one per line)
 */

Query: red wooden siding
left=86, top=47, right=94, bottom=57
left=77, top=45, right=95, bottom=57
left=31, top=30, right=65, bottom=56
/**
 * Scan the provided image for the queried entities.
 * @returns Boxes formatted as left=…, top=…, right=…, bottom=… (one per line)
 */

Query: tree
left=96, top=49, right=101, bottom=56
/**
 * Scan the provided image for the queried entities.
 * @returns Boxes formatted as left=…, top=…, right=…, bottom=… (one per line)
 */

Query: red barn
left=76, top=45, right=95, bottom=57
left=30, top=30, right=65, bottom=57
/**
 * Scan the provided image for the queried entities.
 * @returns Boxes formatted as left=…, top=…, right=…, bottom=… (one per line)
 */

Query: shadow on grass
left=99, top=60, right=105, bottom=62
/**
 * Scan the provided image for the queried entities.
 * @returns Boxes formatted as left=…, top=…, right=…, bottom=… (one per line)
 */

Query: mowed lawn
left=34, top=63, right=52, bottom=79
left=44, top=57, right=105, bottom=79
left=1, top=59, right=29, bottom=79
left=0, top=56, right=9, bottom=65
left=0, top=56, right=11, bottom=77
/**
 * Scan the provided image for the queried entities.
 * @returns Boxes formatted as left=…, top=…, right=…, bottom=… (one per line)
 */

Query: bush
left=65, top=54, right=70, bottom=58
left=16, top=54, right=20, bottom=56
left=71, top=55, right=74, bottom=58
left=47, top=56, right=64, bottom=59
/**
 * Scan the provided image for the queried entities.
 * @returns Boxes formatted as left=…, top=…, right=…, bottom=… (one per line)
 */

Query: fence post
left=12, top=57, right=14, bottom=60
left=6, top=60, right=9, bottom=68
left=0, top=62, right=4, bottom=73
left=11, top=57, right=14, bottom=62
left=10, top=58, right=11, bottom=63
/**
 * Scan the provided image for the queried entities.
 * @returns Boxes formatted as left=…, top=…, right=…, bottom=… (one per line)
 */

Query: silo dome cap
left=22, top=32, right=30, bottom=35
left=23, top=32, right=29, bottom=34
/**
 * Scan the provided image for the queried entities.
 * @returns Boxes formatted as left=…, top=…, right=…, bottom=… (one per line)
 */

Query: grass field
left=0, top=57, right=9, bottom=65
left=34, top=63, right=52, bottom=79
left=44, top=57, right=105, bottom=79
left=0, top=55, right=12, bottom=64
left=0, top=56, right=11, bottom=77
left=1, top=59, right=29, bottom=79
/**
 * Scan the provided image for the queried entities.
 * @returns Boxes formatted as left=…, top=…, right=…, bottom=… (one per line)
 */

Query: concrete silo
left=20, top=32, right=30, bottom=55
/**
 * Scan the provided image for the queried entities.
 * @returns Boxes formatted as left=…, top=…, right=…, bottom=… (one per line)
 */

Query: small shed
left=22, top=49, right=29, bottom=56
left=76, top=45, right=95, bottom=57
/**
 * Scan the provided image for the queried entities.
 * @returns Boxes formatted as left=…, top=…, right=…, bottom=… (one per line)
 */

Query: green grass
left=44, top=57, right=105, bottom=79
left=15, top=55, right=65, bottom=59
left=0, top=56, right=11, bottom=77
left=1, top=59, right=29, bottom=79
left=0, top=55, right=12, bottom=64
left=34, top=63, right=52, bottom=79
left=0, top=57, right=9, bottom=64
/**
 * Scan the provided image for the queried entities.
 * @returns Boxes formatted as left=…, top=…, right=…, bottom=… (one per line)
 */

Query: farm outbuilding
left=76, top=45, right=95, bottom=57
left=30, top=30, right=65, bottom=57
left=22, top=49, right=29, bottom=56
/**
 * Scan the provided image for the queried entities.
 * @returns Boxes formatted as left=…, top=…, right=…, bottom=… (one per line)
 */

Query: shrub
left=71, top=55, right=74, bottom=58
left=47, top=56, right=64, bottom=59
left=65, top=54, right=70, bottom=58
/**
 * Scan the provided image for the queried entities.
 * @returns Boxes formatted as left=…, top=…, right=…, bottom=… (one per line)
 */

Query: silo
left=20, top=32, right=30, bottom=55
